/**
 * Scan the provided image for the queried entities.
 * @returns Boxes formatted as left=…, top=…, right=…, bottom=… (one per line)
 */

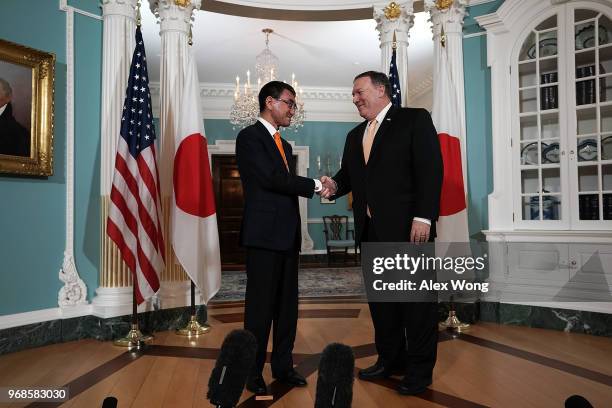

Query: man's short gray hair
left=0, top=78, right=13, bottom=98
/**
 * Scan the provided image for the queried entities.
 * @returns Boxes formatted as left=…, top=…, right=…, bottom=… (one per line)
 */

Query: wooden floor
left=1, top=298, right=611, bottom=407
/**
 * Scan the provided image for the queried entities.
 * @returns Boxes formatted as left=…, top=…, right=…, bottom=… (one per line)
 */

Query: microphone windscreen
left=101, top=396, right=118, bottom=408
left=315, top=343, right=354, bottom=408
left=207, top=329, right=257, bottom=407
left=565, top=395, right=594, bottom=408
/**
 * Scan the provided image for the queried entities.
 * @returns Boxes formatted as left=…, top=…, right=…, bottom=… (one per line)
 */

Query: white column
left=426, top=0, right=468, bottom=141
left=150, top=0, right=201, bottom=308
left=374, top=1, right=415, bottom=107
left=150, top=0, right=199, bottom=197
left=94, top=0, right=138, bottom=316
left=100, top=0, right=137, bottom=197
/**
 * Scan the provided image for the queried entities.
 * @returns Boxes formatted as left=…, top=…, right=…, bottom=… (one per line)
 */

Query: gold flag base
left=175, top=315, right=211, bottom=336
left=439, top=310, right=470, bottom=332
left=113, top=324, right=154, bottom=347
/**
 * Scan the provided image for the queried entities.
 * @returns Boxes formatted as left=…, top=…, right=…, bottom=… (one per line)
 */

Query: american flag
left=389, top=49, right=402, bottom=107
left=107, top=27, right=165, bottom=305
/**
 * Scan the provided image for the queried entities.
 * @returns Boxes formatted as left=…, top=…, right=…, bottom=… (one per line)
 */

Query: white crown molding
left=463, top=31, right=487, bottom=38
left=59, top=0, right=103, bottom=20
left=150, top=82, right=362, bottom=122
left=466, top=0, right=498, bottom=6
left=149, top=81, right=435, bottom=123
left=196, top=0, right=498, bottom=12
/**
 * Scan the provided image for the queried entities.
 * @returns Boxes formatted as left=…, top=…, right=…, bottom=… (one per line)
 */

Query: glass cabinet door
left=513, top=5, right=612, bottom=229
left=571, top=9, right=612, bottom=224
left=517, top=15, right=563, bottom=222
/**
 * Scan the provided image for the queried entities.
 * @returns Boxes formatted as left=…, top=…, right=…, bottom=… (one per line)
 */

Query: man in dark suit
left=0, top=78, right=29, bottom=157
left=321, top=71, right=443, bottom=395
left=236, top=81, right=323, bottom=395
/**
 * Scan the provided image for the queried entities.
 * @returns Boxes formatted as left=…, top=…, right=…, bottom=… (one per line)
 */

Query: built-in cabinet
left=477, top=0, right=612, bottom=310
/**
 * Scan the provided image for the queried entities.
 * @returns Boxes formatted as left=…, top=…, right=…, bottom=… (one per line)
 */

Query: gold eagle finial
left=384, top=2, right=402, bottom=20
left=436, top=0, right=453, bottom=10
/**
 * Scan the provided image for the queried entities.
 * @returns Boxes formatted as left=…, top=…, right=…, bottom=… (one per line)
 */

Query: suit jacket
left=236, top=121, right=315, bottom=251
left=333, top=106, right=443, bottom=244
left=0, top=103, right=29, bottom=157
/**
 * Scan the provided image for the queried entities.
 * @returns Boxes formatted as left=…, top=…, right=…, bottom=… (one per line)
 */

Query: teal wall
left=0, top=0, right=501, bottom=316
left=463, top=0, right=504, bottom=236
left=0, top=1, right=102, bottom=315
left=203, top=119, right=360, bottom=250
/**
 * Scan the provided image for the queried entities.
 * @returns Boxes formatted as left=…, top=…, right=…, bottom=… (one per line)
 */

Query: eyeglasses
left=276, top=98, right=297, bottom=111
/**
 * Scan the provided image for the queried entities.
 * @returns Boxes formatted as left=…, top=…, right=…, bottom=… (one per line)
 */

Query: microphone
left=565, top=395, right=594, bottom=408
left=207, top=329, right=257, bottom=408
left=315, top=343, right=355, bottom=408
left=101, top=396, right=118, bottom=408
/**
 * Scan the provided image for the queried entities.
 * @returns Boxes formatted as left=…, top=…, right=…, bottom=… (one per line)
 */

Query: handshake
left=317, top=176, right=337, bottom=199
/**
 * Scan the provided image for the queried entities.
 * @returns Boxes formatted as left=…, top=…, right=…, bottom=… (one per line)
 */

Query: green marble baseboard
left=0, top=306, right=207, bottom=356
left=2, top=301, right=611, bottom=355
left=479, top=302, right=612, bottom=337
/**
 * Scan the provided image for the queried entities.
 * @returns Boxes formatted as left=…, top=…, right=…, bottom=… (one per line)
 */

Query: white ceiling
left=141, top=1, right=433, bottom=93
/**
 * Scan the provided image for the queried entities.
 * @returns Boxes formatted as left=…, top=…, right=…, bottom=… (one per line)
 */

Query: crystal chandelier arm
left=236, top=132, right=315, bottom=198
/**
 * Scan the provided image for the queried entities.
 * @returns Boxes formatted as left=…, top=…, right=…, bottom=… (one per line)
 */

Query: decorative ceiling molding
left=466, top=0, right=498, bottom=6
left=149, top=79, right=434, bottom=122
left=149, top=82, right=362, bottom=122
left=198, top=0, right=494, bottom=18
left=200, top=0, right=428, bottom=19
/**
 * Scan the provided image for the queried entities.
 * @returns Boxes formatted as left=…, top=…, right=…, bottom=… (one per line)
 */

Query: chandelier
left=230, top=28, right=305, bottom=132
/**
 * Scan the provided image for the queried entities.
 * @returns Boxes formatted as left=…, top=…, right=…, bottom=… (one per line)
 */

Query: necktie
left=363, top=119, right=378, bottom=164
left=274, top=131, right=289, bottom=171
left=363, top=119, right=378, bottom=217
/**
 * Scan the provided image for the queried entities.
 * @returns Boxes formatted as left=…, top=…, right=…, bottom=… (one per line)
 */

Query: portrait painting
left=0, top=39, right=54, bottom=176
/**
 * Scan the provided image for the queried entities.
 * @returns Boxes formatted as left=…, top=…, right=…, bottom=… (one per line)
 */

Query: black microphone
left=101, top=396, right=118, bottom=408
left=315, top=343, right=355, bottom=408
left=207, top=329, right=257, bottom=408
left=565, top=395, right=594, bottom=408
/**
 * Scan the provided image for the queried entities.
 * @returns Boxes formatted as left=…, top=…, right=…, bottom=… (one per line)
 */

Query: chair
left=322, top=215, right=357, bottom=266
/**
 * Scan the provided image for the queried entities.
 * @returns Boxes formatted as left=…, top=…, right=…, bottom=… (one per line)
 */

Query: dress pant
left=244, top=246, right=299, bottom=377
left=363, top=217, right=438, bottom=378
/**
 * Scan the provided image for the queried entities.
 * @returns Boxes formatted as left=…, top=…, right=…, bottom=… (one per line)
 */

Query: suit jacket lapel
left=353, top=121, right=368, bottom=168
left=368, top=105, right=398, bottom=162
left=254, top=121, right=288, bottom=172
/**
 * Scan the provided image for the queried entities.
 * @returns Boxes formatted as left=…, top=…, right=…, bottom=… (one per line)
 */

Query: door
left=212, top=155, right=245, bottom=270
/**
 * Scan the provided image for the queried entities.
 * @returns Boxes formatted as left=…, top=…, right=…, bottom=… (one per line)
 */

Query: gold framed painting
left=0, top=39, right=55, bottom=176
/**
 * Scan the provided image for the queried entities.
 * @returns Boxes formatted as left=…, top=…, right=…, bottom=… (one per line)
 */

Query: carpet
left=212, top=267, right=365, bottom=302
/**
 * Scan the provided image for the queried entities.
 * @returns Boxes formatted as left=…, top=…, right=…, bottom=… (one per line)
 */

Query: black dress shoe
left=358, top=361, right=391, bottom=381
left=397, top=376, right=432, bottom=395
left=276, top=369, right=307, bottom=387
left=246, top=375, right=267, bottom=395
